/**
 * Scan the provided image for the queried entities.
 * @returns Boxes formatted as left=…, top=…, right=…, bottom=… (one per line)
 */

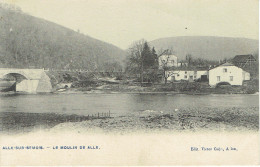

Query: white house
left=158, top=55, right=178, bottom=69
left=166, top=70, right=208, bottom=82
left=208, top=62, right=250, bottom=86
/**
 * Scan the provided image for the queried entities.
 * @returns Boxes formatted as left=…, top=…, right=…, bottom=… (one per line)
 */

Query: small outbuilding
left=208, top=62, right=250, bottom=87
left=166, top=70, right=208, bottom=82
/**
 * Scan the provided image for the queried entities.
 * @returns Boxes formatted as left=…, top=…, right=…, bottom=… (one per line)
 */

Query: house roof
left=174, top=66, right=209, bottom=71
left=232, top=54, right=256, bottom=63
left=178, top=60, right=188, bottom=63
left=220, top=62, right=234, bottom=66
left=208, top=62, right=237, bottom=71
left=158, top=54, right=177, bottom=58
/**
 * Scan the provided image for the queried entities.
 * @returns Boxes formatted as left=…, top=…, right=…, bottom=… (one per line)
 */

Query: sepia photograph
left=0, top=0, right=259, bottom=165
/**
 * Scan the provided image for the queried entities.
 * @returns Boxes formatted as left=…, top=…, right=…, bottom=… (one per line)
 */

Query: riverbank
left=0, top=111, right=110, bottom=134
left=50, top=107, right=259, bottom=133
left=1, top=107, right=258, bottom=134
left=47, top=71, right=259, bottom=95
left=59, top=82, right=259, bottom=95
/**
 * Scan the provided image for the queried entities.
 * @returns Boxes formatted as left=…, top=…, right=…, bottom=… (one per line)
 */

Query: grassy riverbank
left=47, top=71, right=259, bottom=94
left=80, top=81, right=259, bottom=94
left=45, top=71, right=259, bottom=94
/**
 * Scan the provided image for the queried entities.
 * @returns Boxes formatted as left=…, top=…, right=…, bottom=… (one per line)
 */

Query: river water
left=0, top=93, right=258, bottom=116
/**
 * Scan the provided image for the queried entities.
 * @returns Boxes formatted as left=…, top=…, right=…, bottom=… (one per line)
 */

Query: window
left=194, top=76, right=197, bottom=79
left=184, top=75, right=187, bottom=79
left=230, top=76, right=233, bottom=81
left=177, top=74, right=180, bottom=77
left=190, top=76, right=193, bottom=79
left=185, top=71, right=187, bottom=74
left=217, top=76, right=220, bottom=81
left=223, top=68, right=227, bottom=73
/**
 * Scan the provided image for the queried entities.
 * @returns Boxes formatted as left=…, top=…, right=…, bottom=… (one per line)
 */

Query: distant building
left=232, top=54, right=256, bottom=67
left=158, top=55, right=178, bottom=69
left=166, top=70, right=208, bottom=82
left=177, top=61, right=188, bottom=67
left=209, top=62, right=250, bottom=87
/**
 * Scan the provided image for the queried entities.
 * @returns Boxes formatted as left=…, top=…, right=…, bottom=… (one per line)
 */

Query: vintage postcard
left=0, top=0, right=259, bottom=166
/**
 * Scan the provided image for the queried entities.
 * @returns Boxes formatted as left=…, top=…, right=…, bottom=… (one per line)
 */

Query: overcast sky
left=2, top=0, right=259, bottom=49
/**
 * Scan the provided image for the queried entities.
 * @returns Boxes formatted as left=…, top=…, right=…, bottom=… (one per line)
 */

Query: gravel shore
left=1, top=107, right=258, bottom=134
left=50, top=107, right=259, bottom=133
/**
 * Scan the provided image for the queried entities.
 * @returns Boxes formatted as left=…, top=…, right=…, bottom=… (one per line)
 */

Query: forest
left=0, top=4, right=125, bottom=71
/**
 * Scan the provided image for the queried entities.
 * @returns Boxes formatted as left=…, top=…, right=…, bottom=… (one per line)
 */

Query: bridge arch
left=2, top=73, right=28, bottom=79
left=0, top=73, right=28, bottom=92
left=0, top=71, right=30, bottom=80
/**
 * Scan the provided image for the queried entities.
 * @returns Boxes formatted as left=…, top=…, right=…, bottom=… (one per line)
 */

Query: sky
left=1, top=0, right=259, bottom=49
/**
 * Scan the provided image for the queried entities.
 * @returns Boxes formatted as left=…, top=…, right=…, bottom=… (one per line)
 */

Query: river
left=0, top=93, right=258, bottom=116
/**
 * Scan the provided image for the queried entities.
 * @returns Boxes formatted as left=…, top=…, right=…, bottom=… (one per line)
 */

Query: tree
left=151, top=47, right=158, bottom=69
left=125, top=39, right=145, bottom=82
left=145, top=47, right=159, bottom=83
left=0, top=4, right=125, bottom=70
left=142, top=43, right=156, bottom=69
left=185, top=54, right=193, bottom=66
left=141, top=43, right=160, bottom=83
left=125, top=40, right=160, bottom=84
left=100, top=61, right=123, bottom=72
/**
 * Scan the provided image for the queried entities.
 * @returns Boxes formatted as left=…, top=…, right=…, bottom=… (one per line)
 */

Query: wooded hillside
left=0, top=4, right=126, bottom=70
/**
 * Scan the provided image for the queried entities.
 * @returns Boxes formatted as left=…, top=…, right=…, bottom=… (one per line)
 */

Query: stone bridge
left=0, top=68, right=52, bottom=93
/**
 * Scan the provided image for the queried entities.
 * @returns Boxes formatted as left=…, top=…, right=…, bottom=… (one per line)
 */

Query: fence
left=0, top=111, right=112, bottom=134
